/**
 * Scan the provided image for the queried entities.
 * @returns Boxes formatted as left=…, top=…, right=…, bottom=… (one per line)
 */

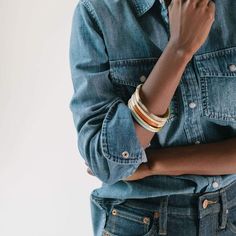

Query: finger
left=208, top=0, right=215, bottom=10
left=196, top=0, right=210, bottom=7
left=206, top=1, right=215, bottom=21
left=87, top=168, right=94, bottom=176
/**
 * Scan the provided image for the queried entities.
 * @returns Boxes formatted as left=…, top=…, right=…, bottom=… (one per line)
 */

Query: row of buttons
left=190, top=100, right=200, bottom=144
left=189, top=100, right=200, bottom=144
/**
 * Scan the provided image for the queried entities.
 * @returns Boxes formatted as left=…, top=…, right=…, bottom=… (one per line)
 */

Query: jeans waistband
left=123, top=179, right=236, bottom=219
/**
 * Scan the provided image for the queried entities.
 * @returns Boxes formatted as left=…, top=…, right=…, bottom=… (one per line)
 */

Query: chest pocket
left=195, top=47, right=236, bottom=122
left=109, top=57, right=179, bottom=123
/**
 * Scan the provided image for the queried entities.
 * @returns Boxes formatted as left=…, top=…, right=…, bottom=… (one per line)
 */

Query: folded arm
left=125, top=136, right=236, bottom=181
left=69, top=2, right=148, bottom=185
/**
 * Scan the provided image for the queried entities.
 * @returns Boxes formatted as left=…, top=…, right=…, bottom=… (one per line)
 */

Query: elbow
left=78, top=138, right=141, bottom=185
left=77, top=136, right=123, bottom=185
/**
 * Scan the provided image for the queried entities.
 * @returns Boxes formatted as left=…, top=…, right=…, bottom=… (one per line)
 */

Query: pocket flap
left=194, top=47, right=236, bottom=77
left=109, top=57, right=158, bottom=86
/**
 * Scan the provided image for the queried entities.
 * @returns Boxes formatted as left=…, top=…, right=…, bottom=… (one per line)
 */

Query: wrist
left=165, top=41, right=194, bottom=63
left=146, top=148, right=184, bottom=176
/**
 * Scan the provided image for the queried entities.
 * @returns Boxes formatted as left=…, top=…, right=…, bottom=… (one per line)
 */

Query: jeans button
left=112, top=209, right=117, bottom=215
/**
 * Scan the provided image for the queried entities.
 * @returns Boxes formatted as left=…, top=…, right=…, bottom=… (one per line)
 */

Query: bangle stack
left=128, top=84, right=170, bottom=133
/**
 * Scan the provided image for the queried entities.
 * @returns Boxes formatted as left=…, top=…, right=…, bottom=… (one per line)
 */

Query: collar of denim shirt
left=132, top=0, right=166, bottom=16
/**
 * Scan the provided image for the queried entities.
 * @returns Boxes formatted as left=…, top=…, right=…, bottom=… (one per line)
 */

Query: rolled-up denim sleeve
left=69, top=1, right=148, bottom=185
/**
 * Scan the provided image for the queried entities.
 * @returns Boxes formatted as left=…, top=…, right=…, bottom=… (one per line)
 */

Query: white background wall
left=0, top=0, right=101, bottom=235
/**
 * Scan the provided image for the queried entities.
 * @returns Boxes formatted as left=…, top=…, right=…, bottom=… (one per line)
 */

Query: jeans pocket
left=90, top=194, right=127, bottom=236
left=102, top=202, right=159, bottom=236
left=226, top=205, right=236, bottom=234
left=194, top=46, right=236, bottom=124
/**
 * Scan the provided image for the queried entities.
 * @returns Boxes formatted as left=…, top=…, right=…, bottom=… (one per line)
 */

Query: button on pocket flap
left=194, top=47, right=236, bottom=77
left=109, top=57, right=158, bottom=86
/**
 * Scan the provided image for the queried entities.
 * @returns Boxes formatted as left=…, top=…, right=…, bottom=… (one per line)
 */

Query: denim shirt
left=69, top=0, right=236, bottom=200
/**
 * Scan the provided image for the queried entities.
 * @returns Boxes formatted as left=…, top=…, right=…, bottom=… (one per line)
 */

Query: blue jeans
left=90, top=180, right=236, bottom=236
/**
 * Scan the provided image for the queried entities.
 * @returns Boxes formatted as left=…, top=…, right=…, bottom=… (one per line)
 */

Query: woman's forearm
left=133, top=42, right=192, bottom=149
left=147, top=137, right=236, bottom=176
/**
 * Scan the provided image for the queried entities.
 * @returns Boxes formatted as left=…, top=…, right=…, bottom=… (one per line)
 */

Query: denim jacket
left=69, top=0, right=236, bottom=199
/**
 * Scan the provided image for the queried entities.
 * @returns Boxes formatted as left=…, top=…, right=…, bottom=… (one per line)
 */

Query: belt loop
left=159, top=196, right=168, bottom=235
left=219, top=188, right=228, bottom=230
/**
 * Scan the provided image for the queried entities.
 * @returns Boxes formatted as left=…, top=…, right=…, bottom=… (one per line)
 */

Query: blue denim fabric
left=91, top=179, right=236, bottom=235
left=69, top=0, right=236, bottom=234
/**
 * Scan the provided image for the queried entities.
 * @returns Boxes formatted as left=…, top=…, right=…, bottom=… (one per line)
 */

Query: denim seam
left=195, top=46, right=236, bottom=60
left=80, top=0, right=103, bottom=35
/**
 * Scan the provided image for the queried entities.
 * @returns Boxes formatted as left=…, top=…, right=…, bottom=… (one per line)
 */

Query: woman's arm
left=124, top=137, right=236, bottom=181
left=133, top=0, right=216, bottom=149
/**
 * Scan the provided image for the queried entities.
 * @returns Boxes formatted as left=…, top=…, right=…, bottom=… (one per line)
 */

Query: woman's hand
left=168, top=0, right=216, bottom=57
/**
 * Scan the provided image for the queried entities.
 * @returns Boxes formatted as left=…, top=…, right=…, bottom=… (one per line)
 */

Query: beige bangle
left=128, top=99, right=162, bottom=132
left=129, top=94, right=163, bottom=128
left=132, top=92, right=166, bottom=127
left=135, top=84, right=170, bottom=122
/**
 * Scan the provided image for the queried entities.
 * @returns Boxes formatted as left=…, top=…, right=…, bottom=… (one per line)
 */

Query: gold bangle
left=135, top=84, right=170, bottom=122
left=132, top=92, right=166, bottom=127
left=128, top=98, right=162, bottom=132
left=130, top=94, right=163, bottom=128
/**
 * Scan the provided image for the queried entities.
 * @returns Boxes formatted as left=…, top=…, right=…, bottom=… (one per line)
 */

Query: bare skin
left=134, top=0, right=216, bottom=149
left=86, top=136, right=236, bottom=181
left=124, top=137, right=236, bottom=181
left=85, top=0, right=236, bottom=182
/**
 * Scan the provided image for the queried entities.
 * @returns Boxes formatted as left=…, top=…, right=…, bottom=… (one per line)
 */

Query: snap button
left=202, top=199, right=209, bottom=209
left=229, top=64, right=236, bottom=72
left=143, top=217, right=150, bottom=224
left=195, top=140, right=200, bottom=144
left=212, top=181, right=219, bottom=189
left=122, top=151, right=129, bottom=158
left=139, top=75, right=146, bottom=82
left=189, top=102, right=197, bottom=109
left=112, top=209, right=117, bottom=215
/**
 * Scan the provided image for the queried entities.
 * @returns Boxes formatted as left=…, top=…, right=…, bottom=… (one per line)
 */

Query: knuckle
left=208, top=13, right=215, bottom=21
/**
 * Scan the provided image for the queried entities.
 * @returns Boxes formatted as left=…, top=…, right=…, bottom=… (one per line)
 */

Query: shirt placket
left=180, top=60, right=223, bottom=192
